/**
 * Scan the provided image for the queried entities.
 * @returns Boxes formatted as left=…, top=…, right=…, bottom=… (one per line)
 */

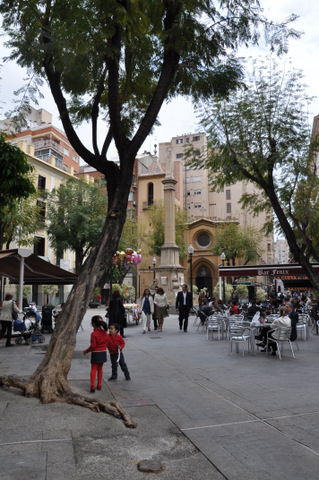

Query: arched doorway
left=195, top=264, right=212, bottom=295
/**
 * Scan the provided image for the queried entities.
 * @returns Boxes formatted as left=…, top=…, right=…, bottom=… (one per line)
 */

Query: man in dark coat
left=286, top=302, right=298, bottom=341
left=175, top=284, right=193, bottom=332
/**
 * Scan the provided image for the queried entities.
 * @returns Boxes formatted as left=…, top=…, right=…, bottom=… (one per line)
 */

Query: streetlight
left=188, top=244, right=194, bottom=296
left=152, top=256, right=157, bottom=281
left=221, top=252, right=226, bottom=305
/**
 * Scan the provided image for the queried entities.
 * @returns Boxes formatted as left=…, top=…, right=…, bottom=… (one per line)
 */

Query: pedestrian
left=139, top=288, right=154, bottom=334
left=154, top=287, right=169, bottom=332
left=152, top=285, right=159, bottom=330
left=107, top=289, right=126, bottom=337
left=0, top=293, right=23, bottom=347
left=175, top=284, right=193, bottom=332
left=83, top=315, right=109, bottom=393
left=107, top=323, right=131, bottom=381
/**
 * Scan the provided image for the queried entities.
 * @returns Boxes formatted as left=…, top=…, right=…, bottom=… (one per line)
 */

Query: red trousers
left=90, top=363, right=103, bottom=389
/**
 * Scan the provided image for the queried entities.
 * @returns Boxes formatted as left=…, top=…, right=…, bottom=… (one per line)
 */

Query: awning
left=0, top=248, right=77, bottom=285
left=218, top=263, right=319, bottom=278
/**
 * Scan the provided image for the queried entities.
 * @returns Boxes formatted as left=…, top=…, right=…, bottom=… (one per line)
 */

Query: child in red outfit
left=108, top=323, right=131, bottom=381
left=83, top=315, right=109, bottom=392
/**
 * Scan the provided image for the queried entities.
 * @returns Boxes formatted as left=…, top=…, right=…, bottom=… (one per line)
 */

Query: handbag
left=12, top=300, right=18, bottom=321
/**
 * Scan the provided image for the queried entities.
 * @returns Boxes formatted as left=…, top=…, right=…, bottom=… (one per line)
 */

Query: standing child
left=108, top=323, right=131, bottom=381
left=83, top=315, right=109, bottom=393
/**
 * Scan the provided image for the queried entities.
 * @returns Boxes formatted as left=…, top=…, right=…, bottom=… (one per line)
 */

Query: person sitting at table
left=256, top=305, right=291, bottom=355
left=247, top=299, right=261, bottom=320
left=200, top=299, right=213, bottom=317
left=230, top=300, right=239, bottom=315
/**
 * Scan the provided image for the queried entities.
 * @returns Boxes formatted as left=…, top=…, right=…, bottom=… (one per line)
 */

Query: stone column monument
left=154, top=149, right=184, bottom=305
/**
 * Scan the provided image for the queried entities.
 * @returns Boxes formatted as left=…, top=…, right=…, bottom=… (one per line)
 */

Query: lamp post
left=221, top=252, right=226, bottom=305
left=152, top=256, right=157, bottom=281
left=188, top=244, right=194, bottom=296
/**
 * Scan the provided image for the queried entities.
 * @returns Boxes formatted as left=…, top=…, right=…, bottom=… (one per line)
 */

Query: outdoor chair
left=207, top=315, right=222, bottom=340
left=196, top=310, right=208, bottom=332
left=296, top=314, right=310, bottom=340
left=228, top=324, right=252, bottom=357
left=266, top=327, right=296, bottom=360
left=192, top=307, right=200, bottom=326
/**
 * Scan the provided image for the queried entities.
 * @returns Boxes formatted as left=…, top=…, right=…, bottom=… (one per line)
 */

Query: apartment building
left=0, top=106, right=80, bottom=174
left=158, top=132, right=274, bottom=265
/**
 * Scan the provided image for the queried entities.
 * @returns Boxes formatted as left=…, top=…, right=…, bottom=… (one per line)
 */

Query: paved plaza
left=1, top=307, right=319, bottom=479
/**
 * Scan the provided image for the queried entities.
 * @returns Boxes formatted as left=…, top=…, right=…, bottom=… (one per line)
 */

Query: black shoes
left=125, top=376, right=131, bottom=381
left=108, top=377, right=117, bottom=381
left=260, top=347, right=271, bottom=353
left=5, top=344, right=13, bottom=347
left=90, top=387, right=95, bottom=393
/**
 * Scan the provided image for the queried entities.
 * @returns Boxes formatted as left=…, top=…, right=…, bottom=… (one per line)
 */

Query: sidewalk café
left=218, top=263, right=319, bottom=292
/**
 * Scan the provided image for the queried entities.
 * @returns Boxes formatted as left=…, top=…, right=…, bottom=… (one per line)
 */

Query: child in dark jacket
left=108, top=323, right=131, bottom=381
left=83, top=315, right=109, bottom=393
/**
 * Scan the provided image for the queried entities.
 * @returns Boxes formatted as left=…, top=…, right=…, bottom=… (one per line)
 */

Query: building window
left=193, top=176, right=202, bottom=182
left=64, top=147, right=69, bottom=156
left=36, top=200, right=46, bottom=224
left=176, top=138, right=183, bottom=144
left=34, top=236, right=45, bottom=257
left=194, top=203, right=202, bottom=209
left=128, top=192, right=135, bottom=201
left=192, top=135, right=200, bottom=141
left=37, top=175, right=46, bottom=193
left=226, top=189, right=231, bottom=200
left=186, top=137, right=189, bottom=143
left=267, top=243, right=271, bottom=252
left=187, top=204, right=191, bottom=210
left=194, top=190, right=201, bottom=195
left=197, top=232, right=210, bottom=248
left=226, top=203, right=231, bottom=214
left=73, top=154, right=78, bottom=163
left=176, top=153, right=183, bottom=159
left=148, top=182, right=154, bottom=206
left=187, top=191, right=191, bottom=196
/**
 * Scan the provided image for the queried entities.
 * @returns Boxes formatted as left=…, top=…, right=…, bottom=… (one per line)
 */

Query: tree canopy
left=211, top=223, right=263, bottom=265
left=46, top=177, right=108, bottom=273
left=192, top=59, right=319, bottom=290
left=0, top=133, right=36, bottom=248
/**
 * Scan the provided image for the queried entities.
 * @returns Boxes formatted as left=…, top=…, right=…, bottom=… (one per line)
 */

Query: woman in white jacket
left=154, top=287, right=169, bottom=332
left=139, top=289, right=154, bottom=333
left=0, top=293, right=22, bottom=347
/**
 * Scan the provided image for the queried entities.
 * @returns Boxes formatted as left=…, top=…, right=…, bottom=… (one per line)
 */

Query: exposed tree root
left=0, top=375, right=137, bottom=428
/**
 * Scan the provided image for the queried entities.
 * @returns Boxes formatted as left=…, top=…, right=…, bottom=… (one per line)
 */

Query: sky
left=0, top=0, right=318, bottom=160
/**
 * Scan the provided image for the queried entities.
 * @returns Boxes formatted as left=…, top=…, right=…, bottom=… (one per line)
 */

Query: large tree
left=46, top=177, right=108, bottom=274
left=211, top=222, right=263, bottom=266
left=192, top=59, right=319, bottom=291
left=0, top=133, right=36, bottom=248
left=0, top=1, right=297, bottom=423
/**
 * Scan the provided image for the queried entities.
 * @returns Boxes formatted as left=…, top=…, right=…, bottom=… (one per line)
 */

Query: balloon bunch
left=112, top=248, right=142, bottom=267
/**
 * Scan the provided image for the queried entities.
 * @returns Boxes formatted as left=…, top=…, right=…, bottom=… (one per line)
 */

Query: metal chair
left=228, top=324, right=252, bottom=356
left=207, top=315, right=222, bottom=340
left=266, top=327, right=296, bottom=360
left=196, top=310, right=208, bottom=332
left=296, top=314, right=309, bottom=340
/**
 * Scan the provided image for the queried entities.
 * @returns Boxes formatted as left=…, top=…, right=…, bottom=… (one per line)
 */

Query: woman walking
left=83, top=315, right=109, bottom=392
left=154, top=287, right=169, bottom=332
left=139, top=288, right=154, bottom=333
left=107, top=290, right=126, bottom=337
left=0, top=293, right=22, bottom=347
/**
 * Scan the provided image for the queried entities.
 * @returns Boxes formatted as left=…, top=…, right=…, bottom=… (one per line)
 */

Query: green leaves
left=46, top=178, right=108, bottom=272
